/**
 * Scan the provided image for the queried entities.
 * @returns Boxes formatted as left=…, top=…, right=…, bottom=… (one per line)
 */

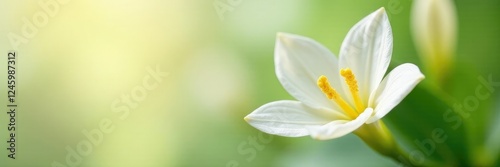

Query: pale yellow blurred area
left=0, top=0, right=213, bottom=166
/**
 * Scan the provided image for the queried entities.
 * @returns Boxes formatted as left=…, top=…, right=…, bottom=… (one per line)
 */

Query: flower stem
left=354, top=120, right=443, bottom=166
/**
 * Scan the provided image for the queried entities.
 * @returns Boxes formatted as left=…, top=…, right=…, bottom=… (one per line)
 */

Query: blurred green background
left=0, top=0, right=499, bottom=166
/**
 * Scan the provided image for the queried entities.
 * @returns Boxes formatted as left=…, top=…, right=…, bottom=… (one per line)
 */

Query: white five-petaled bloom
left=244, top=8, right=424, bottom=147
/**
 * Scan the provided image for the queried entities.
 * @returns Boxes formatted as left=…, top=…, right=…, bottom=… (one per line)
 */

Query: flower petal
left=366, top=63, right=425, bottom=123
left=308, top=108, right=373, bottom=140
left=338, top=8, right=393, bottom=103
left=245, top=100, right=347, bottom=137
left=275, top=32, right=345, bottom=112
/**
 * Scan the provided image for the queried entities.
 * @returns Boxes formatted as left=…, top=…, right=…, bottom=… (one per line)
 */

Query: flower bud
left=411, top=0, right=458, bottom=84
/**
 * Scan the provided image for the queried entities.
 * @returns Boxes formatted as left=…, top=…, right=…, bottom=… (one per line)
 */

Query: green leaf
left=384, top=84, right=471, bottom=166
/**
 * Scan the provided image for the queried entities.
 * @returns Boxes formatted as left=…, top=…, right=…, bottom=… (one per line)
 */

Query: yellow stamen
left=317, top=75, right=358, bottom=119
left=340, top=68, right=364, bottom=112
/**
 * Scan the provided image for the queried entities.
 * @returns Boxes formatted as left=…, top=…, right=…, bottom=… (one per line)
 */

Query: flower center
left=317, top=68, right=364, bottom=119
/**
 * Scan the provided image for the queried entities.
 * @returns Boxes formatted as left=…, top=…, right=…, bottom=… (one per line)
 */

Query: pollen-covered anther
left=317, top=76, right=335, bottom=99
left=340, top=68, right=364, bottom=112
left=317, top=75, right=358, bottom=119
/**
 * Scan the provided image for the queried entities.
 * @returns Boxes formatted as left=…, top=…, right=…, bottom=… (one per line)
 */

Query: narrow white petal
left=366, top=64, right=425, bottom=123
left=275, top=32, right=345, bottom=112
left=245, top=100, right=347, bottom=137
left=308, top=108, right=373, bottom=140
left=338, top=8, right=393, bottom=103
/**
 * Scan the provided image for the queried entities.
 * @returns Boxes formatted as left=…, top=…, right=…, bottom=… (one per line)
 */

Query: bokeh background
left=0, top=0, right=499, bottom=166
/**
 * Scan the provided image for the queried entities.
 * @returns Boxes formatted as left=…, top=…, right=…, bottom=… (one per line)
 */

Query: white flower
left=244, top=8, right=424, bottom=140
